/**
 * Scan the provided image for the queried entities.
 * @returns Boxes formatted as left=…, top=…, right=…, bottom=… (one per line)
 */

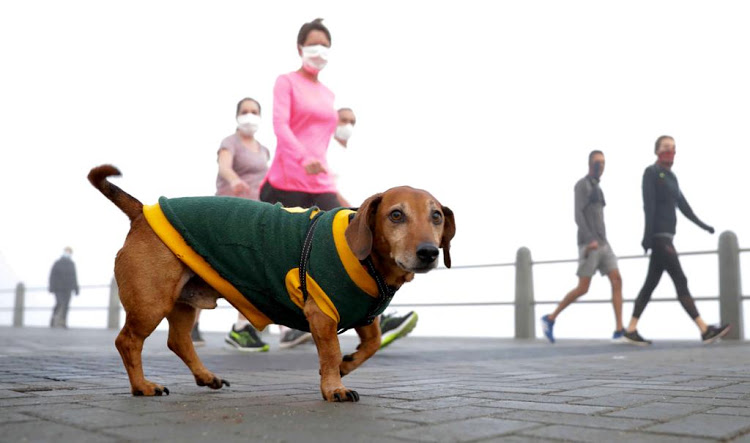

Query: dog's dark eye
left=432, top=211, right=443, bottom=224
left=389, top=210, right=404, bottom=223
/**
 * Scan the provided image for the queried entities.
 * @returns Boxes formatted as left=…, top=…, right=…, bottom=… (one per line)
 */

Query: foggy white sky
left=1, top=1, right=749, bottom=336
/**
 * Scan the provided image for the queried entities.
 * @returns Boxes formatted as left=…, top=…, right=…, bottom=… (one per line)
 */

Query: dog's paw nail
left=133, top=390, right=144, bottom=397
left=163, top=387, right=170, bottom=395
left=342, top=354, right=354, bottom=362
left=154, top=388, right=163, bottom=396
left=333, top=393, right=342, bottom=402
left=346, top=391, right=360, bottom=402
left=222, top=380, right=230, bottom=388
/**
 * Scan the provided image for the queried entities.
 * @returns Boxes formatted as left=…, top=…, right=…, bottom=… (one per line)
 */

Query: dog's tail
left=87, top=165, right=143, bottom=221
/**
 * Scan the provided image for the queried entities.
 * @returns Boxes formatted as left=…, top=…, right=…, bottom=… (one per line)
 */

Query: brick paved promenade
left=2, top=326, right=750, bottom=442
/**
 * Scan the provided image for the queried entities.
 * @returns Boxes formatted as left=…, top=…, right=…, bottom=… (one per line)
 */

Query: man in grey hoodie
left=541, top=151, right=624, bottom=343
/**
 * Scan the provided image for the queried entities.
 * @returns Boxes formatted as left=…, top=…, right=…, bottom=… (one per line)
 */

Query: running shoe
left=702, top=324, right=731, bottom=344
left=191, top=323, right=205, bottom=347
left=612, top=328, right=627, bottom=342
left=379, top=311, right=419, bottom=349
left=225, top=324, right=269, bottom=352
left=541, top=315, right=555, bottom=343
left=623, top=329, right=652, bottom=346
left=279, top=329, right=313, bottom=349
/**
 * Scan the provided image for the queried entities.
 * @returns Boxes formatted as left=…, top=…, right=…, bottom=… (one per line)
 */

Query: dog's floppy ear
left=345, top=193, right=383, bottom=260
left=440, top=205, right=456, bottom=268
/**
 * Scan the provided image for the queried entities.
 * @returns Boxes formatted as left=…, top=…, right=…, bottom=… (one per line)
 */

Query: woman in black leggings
left=623, top=135, right=730, bottom=345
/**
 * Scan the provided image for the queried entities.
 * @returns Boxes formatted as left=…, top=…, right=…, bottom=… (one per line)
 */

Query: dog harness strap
left=298, top=210, right=324, bottom=305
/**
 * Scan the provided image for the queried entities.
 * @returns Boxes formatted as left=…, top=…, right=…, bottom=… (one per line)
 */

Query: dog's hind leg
left=116, top=311, right=171, bottom=396
left=339, top=321, right=381, bottom=377
left=166, top=302, right=229, bottom=390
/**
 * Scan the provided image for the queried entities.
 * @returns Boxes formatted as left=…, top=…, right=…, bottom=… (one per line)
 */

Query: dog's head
left=345, top=186, right=455, bottom=274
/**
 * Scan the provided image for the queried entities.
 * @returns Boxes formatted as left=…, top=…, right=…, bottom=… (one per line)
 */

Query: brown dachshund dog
left=88, top=165, right=455, bottom=402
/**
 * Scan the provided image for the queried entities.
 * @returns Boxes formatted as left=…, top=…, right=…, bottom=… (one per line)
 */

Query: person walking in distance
left=327, top=107, right=420, bottom=349
left=623, top=135, right=730, bottom=345
left=48, top=246, right=79, bottom=328
left=541, top=151, right=625, bottom=343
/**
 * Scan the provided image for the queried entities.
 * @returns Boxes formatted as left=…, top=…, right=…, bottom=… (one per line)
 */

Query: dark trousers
left=51, top=291, right=72, bottom=327
left=632, top=237, right=700, bottom=320
left=260, top=182, right=339, bottom=211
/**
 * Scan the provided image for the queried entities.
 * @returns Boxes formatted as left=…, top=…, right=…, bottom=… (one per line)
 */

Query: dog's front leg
left=340, top=320, right=381, bottom=377
left=304, top=300, right=360, bottom=402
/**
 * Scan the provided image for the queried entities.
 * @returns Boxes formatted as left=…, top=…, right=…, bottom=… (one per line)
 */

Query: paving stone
left=645, top=413, right=750, bottom=439
left=500, top=410, right=654, bottom=431
left=388, top=405, right=511, bottom=424
left=0, top=411, right=37, bottom=424
left=3, top=420, right=119, bottom=442
left=387, top=396, right=492, bottom=411
left=573, top=393, right=669, bottom=407
left=552, top=386, right=626, bottom=397
left=606, top=401, right=709, bottom=420
left=483, top=400, right=611, bottom=415
left=388, top=417, right=540, bottom=442
left=377, top=388, right=480, bottom=401
left=707, top=406, right=750, bottom=417
left=464, top=391, right=583, bottom=403
left=519, top=424, right=713, bottom=443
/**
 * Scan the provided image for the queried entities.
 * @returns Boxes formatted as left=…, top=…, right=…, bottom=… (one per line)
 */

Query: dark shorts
left=260, top=181, right=339, bottom=211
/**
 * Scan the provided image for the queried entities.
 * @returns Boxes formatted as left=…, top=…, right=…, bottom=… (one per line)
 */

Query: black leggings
left=260, top=181, right=339, bottom=211
left=632, top=237, right=700, bottom=320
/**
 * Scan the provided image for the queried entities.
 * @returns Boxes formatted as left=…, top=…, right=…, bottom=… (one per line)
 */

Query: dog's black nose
left=416, top=243, right=439, bottom=264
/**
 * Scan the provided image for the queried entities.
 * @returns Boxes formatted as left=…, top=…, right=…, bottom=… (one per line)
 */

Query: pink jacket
left=265, top=71, right=338, bottom=194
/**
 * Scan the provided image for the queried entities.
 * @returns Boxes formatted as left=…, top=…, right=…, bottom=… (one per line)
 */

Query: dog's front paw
left=321, top=385, right=360, bottom=403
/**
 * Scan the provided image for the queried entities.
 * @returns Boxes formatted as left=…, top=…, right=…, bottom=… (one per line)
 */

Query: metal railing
left=2, top=231, right=746, bottom=339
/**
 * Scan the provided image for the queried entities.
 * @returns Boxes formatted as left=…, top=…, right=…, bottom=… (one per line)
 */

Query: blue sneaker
left=541, top=315, right=555, bottom=343
left=612, top=328, right=626, bottom=343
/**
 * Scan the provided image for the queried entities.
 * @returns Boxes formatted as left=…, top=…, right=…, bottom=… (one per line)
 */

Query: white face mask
left=301, top=45, right=330, bottom=74
left=236, top=113, right=261, bottom=136
left=335, top=123, right=354, bottom=142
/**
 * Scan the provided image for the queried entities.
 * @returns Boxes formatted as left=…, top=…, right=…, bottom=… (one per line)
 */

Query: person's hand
left=641, top=239, right=651, bottom=254
left=705, top=225, right=715, bottom=234
left=586, top=240, right=599, bottom=252
left=304, top=160, right=327, bottom=175
left=230, top=179, right=252, bottom=196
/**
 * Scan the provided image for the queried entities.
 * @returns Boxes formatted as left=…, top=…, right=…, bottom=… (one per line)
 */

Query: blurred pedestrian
left=623, top=135, right=730, bottom=345
left=541, top=151, right=624, bottom=343
left=260, top=18, right=340, bottom=349
left=48, top=246, right=79, bottom=328
left=327, top=107, right=420, bottom=348
left=192, top=97, right=271, bottom=352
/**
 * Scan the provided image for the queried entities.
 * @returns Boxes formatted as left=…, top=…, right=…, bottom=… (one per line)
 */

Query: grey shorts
left=576, top=243, right=618, bottom=277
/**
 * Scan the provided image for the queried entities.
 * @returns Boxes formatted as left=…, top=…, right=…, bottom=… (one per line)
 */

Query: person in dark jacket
left=623, top=136, right=730, bottom=345
left=48, top=247, right=79, bottom=328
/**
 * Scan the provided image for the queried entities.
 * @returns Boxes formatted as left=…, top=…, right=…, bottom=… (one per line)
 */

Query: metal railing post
left=718, top=231, right=743, bottom=340
left=13, top=282, right=25, bottom=327
left=515, top=247, right=535, bottom=339
left=107, top=277, right=120, bottom=330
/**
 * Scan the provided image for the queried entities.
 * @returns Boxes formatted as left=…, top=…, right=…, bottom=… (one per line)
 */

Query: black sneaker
left=623, top=329, right=652, bottom=346
left=702, top=324, right=731, bottom=344
left=380, top=311, right=418, bottom=349
left=225, top=324, right=269, bottom=352
left=279, top=329, right=313, bottom=349
left=191, top=323, right=205, bottom=347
